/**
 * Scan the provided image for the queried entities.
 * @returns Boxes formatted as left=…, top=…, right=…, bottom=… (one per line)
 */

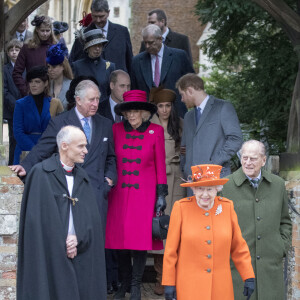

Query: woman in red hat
left=105, top=90, right=168, bottom=300
left=162, top=164, right=255, bottom=300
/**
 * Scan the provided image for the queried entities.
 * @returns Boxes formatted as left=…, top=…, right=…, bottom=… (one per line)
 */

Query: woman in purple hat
left=105, top=90, right=168, bottom=300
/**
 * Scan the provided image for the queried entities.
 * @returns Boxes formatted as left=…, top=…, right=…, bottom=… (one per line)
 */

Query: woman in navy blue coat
left=13, top=66, right=51, bottom=164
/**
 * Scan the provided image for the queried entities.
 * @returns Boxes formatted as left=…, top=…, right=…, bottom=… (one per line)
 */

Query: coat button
left=257, top=256, right=260, bottom=260
left=207, top=254, right=212, bottom=259
left=207, top=240, right=211, bottom=245
left=205, top=212, right=209, bottom=216
left=257, top=235, right=261, bottom=240
left=206, top=226, right=211, bottom=230
left=257, top=216, right=261, bottom=221
left=207, top=268, right=211, bottom=273
left=256, top=198, right=259, bottom=202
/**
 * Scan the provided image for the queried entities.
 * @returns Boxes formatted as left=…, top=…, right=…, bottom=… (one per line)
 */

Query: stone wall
left=0, top=167, right=23, bottom=300
left=130, top=0, right=205, bottom=66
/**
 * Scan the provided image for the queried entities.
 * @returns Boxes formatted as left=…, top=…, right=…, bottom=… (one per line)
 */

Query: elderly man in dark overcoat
left=10, top=80, right=117, bottom=235
left=222, top=140, right=292, bottom=300
left=17, top=126, right=106, bottom=299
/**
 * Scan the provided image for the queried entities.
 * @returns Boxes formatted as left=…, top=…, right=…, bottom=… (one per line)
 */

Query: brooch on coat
left=63, top=194, right=79, bottom=206
left=149, top=130, right=154, bottom=134
left=106, top=62, right=110, bottom=69
left=215, top=204, right=222, bottom=216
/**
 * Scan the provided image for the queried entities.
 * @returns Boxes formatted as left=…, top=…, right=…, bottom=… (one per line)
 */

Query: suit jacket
left=131, top=46, right=194, bottom=118
left=181, top=96, right=243, bottom=178
left=21, top=108, right=117, bottom=234
left=98, top=98, right=114, bottom=122
left=69, top=21, right=133, bottom=73
left=72, top=57, right=115, bottom=102
left=3, top=62, right=23, bottom=120
left=139, top=28, right=193, bottom=63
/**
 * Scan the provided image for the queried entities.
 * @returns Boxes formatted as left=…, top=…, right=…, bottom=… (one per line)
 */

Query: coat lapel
left=160, top=46, right=172, bottom=84
left=195, top=96, right=214, bottom=134
left=140, top=53, right=153, bottom=90
left=105, top=21, right=116, bottom=48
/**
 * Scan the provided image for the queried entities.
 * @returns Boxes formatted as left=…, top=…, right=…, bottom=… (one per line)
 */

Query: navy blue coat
left=3, top=62, right=23, bottom=120
left=13, top=95, right=51, bottom=164
left=21, top=108, right=117, bottom=235
left=131, top=46, right=195, bottom=118
left=69, top=21, right=133, bottom=73
left=72, top=57, right=115, bottom=102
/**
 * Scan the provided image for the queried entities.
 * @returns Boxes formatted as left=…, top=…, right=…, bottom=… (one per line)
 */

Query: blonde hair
left=27, top=15, right=57, bottom=49
left=62, top=58, right=74, bottom=80
left=122, top=110, right=151, bottom=122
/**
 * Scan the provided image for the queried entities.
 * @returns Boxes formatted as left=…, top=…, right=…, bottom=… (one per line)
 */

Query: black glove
left=165, top=285, right=176, bottom=300
left=243, top=278, right=255, bottom=300
left=155, top=184, right=168, bottom=214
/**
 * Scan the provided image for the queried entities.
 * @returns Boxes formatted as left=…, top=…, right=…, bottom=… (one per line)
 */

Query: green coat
left=222, top=167, right=292, bottom=300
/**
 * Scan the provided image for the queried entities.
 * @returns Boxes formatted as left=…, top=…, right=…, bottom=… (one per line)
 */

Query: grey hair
left=56, top=126, right=84, bottom=149
left=91, top=0, right=109, bottom=12
left=74, top=80, right=99, bottom=100
left=239, top=140, right=266, bottom=158
left=142, top=24, right=162, bottom=39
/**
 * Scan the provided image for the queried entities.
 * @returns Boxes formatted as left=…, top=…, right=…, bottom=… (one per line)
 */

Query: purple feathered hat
left=46, top=43, right=68, bottom=66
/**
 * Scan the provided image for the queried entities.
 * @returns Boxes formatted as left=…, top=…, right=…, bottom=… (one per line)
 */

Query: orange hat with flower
left=180, top=164, right=229, bottom=187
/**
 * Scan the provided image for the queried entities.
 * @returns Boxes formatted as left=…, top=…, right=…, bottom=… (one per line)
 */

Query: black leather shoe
left=107, top=284, right=114, bottom=295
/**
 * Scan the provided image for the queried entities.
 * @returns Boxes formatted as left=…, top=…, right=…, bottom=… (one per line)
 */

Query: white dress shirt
left=96, top=21, right=109, bottom=38
left=150, top=44, right=164, bottom=82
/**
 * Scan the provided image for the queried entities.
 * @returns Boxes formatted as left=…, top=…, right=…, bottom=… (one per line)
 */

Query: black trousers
left=7, top=119, right=16, bottom=165
left=105, top=249, right=119, bottom=286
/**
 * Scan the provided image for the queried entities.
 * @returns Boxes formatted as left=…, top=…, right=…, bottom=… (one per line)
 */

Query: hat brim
left=84, top=39, right=108, bottom=50
left=180, top=178, right=229, bottom=187
left=115, top=101, right=157, bottom=116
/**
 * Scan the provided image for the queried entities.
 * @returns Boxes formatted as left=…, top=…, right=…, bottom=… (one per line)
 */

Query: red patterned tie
left=154, top=55, right=160, bottom=87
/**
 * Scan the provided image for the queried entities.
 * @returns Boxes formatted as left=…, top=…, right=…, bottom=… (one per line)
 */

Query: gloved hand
left=165, top=285, right=176, bottom=300
left=155, top=184, right=168, bottom=214
left=155, top=195, right=166, bottom=214
left=243, top=278, right=255, bottom=300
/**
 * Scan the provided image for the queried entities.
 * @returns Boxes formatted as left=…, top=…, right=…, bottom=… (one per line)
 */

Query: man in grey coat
left=222, top=140, right=292, bottom=300
left=177, top=73, right=243, bottom=184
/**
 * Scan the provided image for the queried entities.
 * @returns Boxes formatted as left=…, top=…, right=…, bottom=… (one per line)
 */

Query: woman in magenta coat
left=105, top=90, right=168, bottom=300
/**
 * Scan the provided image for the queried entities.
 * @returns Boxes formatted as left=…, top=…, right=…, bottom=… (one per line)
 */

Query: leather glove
left=165, top=285, right=176, bottom=300
left=155, top=184, right=168, bottom=214
left=243, top=278, right=255, bottom=300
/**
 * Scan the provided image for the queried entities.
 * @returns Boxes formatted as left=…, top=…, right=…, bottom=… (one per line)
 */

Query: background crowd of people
left=3, top=0, right=292, bottom=300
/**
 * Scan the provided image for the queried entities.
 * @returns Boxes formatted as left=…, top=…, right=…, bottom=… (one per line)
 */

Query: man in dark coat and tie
left=98, top=69, right=131, bottom=123
left=10, top=80, right=117, bottom=235
left=17, top=125, right=107, bottom=300
left=131, top=24, right=194, bottom=118
left=139, top=9, right=193, bottom=64
left=69, top=0, right=133, bottom=73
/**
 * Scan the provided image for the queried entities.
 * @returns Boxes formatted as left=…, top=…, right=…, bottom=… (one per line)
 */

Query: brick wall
left=130, top=0, right=205, bottom=67
left=285, top=172, right=300, bottom=299
left=0, top=167, right=23, bottom=300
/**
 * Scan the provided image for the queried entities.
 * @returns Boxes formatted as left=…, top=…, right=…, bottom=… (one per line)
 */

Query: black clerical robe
left=17, top=154, right=106, bottom=300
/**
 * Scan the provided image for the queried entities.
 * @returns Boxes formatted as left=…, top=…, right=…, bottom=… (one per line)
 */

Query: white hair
left=56, top=126, right=84, bottom=149
left=239, top=140, right=266, bottom=158
left=142, top=24, right=162, bottom=38
left=74, top=80, right=99, bottom=100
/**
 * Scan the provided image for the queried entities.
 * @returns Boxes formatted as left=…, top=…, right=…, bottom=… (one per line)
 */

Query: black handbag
left=152, top=212, right=170, bottom=240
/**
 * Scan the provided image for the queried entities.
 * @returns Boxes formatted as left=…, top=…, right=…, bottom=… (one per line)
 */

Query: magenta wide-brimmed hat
left=114, top=90, right=157, bottom=116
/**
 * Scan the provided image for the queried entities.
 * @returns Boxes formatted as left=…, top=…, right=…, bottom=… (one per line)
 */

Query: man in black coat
left=98, top=69, right=131, bottom=122
left=69, top=0, right=133, bottom=73
left=17, top=126, right=106, bottom=300
left=139, top=9, right=193, bottom=64
left=10, top=80, right=117, bottom=235
left=131, top=24, right=195, bottom=118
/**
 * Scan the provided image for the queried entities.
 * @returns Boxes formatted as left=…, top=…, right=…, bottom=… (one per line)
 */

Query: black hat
left=53, top=21, right=69, bottom=34
left=26, top=65, right=48, bottom=82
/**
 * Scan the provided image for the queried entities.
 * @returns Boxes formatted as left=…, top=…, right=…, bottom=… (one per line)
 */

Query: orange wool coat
left=162, top=196, right=255, bottom=300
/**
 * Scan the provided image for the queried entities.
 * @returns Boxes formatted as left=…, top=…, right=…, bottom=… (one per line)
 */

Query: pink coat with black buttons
left=105, top=121, right=167, bottom=250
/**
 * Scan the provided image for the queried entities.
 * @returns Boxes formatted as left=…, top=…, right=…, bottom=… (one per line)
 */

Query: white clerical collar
left=197, top=95, right=210, bottom=112
left=60, top=160, right=74, bottom=172
left=162, top=27, right=169, bottom=42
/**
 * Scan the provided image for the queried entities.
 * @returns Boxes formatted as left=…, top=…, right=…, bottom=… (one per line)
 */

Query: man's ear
left=61, top=141, right=69, bottom=151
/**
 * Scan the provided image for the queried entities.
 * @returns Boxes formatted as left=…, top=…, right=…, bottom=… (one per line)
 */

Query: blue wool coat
left=13, top=95, right=51, bottom=164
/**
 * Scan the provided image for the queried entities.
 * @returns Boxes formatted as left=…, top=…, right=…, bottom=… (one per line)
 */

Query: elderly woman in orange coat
left=162, top=164, right=255, bottom=300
